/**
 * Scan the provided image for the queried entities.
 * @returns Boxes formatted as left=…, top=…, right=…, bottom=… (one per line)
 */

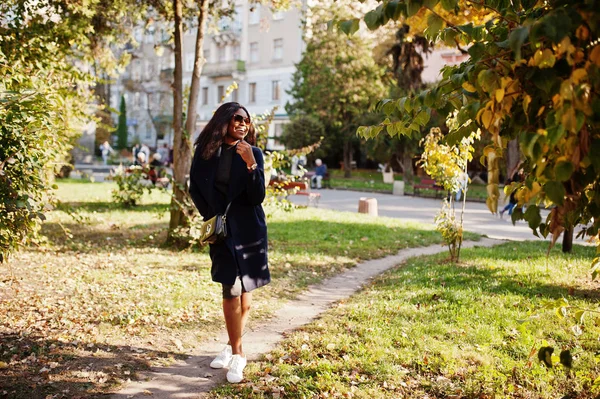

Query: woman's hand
left=236, top=140, right=256, bottom=168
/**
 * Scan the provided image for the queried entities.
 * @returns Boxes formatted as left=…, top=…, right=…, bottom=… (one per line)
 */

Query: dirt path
left=111, top=238, right=500, bottom=399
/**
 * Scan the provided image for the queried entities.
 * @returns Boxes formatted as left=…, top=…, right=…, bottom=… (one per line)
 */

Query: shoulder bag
left=200, top=202, right=232, bottom=245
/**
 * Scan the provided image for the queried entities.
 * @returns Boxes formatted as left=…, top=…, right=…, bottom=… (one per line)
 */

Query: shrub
left=109, top=165, right=151, bottom=207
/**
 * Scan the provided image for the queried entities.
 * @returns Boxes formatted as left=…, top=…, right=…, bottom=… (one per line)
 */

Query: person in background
left=311, top=158, right=327, bottom=189
left=140, top=143, right=150, bottom=162
left=157, top=143, right=170, bottom=166
left=133, top=151, right=147, bottom=167
left=99, top=141, right=114, bottom=165
left=188, top=102, right=269, bottom=384
left=132, top=143, right=140, bottom=164
left=148, top=153, right=168, bottom=187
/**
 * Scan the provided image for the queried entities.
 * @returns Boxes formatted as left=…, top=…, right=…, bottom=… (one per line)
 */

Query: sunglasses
left=232, top=114, right=251, bottom=125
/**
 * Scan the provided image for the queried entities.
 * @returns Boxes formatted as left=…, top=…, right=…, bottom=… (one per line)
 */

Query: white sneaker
left=226, top=354, right=247, bottom=383
left=210, top=345, right=232, bottom=369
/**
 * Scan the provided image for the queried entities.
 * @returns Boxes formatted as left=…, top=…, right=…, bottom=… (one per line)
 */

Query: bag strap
left=223, top=202, right=232, bottom=217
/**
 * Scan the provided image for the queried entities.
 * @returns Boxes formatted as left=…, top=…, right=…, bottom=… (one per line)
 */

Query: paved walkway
left=111, top=238, right=499, bottom=398
left=290, top=188, right=589, bottom=244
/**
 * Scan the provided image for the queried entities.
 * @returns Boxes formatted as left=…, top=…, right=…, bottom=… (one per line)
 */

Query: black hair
left=194, top=102, right=256, bottom=160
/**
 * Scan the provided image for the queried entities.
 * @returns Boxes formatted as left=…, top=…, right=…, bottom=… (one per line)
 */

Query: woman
left=189, top=102, right=269, bottom=384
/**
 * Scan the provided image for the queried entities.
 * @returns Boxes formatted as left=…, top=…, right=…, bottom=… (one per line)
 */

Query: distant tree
left=116, top=95, right=128, bottom=149
left=286, top=4, right=386, bottom=177
left=279, top=116, right=327, bottom=159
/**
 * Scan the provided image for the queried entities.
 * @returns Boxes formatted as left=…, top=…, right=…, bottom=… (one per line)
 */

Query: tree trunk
left=94, top=77, right=113, bottom=154
left=402, top=149, right=413, bottom=186
left=562, top=227, right=573, bottom=253
left=185, top=0, right=208, bottom=137
left=168, top=0, right=185, bottom=233
left=506, top=138, right=519, bottom=179
left=343, top=140, right=352, bottom=178
left=168, top=0, right=209, bottom=237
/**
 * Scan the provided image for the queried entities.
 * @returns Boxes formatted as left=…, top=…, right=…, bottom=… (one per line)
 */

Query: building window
left=249, top=5, right=260, bottom=25
left=233, top=45, right=241, bottom=61
left=202, top=87, right=209, bottom=105
left=271, top=80, right=281, bottom=101
left=249, top=42, right=259, bottom=63
left=134, top=92, right=140, bottom=109
left=132, top=60, right=141, bottom=80
left=248, top=82, right=256, bottom=103
left=273, top=39, right=283, bottom=60
left=144, top=61, right=153, bottom=79
left=217, top=46, right=226, bottom=62
left=203, top=48, right=211, bottom=63
left=217, top=85, right=225, bottom=102
left=273, top=123, right=284, bottom=148
left=186, top=54, right=195, bottom=72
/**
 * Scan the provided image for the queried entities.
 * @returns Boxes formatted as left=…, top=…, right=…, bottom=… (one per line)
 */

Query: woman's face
left=225, top=108, right=251, bottom=144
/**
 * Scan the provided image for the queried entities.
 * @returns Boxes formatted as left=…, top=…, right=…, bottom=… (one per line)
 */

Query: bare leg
left=223, top=291, right=252, bottom=356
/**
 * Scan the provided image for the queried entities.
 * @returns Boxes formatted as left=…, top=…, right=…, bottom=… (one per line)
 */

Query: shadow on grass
left=0, top=334, right=189, bottom=399
left=57, top=201, right=170, bottom=214
left=379, top=241, right=599, bottom=304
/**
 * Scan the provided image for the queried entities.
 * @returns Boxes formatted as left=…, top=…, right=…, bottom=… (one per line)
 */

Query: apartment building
left=106, top=1, right=305, bottom=152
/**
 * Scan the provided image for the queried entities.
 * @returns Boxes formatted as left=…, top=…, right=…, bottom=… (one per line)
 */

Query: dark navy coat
left=189, top=144, right=270, bottom=292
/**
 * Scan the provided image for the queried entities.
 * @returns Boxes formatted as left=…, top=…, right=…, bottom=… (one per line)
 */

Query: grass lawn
left=328, top=169, right=489, bottom=200
left=209, top=242, right=600, bottom=399
left=0, top=179, right=466, bottom=398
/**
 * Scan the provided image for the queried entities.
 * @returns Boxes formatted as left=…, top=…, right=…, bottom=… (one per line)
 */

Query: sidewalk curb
left=111, top=237, right=502, bottom=399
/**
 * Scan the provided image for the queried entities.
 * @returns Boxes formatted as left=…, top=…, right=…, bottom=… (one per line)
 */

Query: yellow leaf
left=561, top=107, right=577, bottom=133
left=537, top=106, right=546, bottom=117
left=481, top=109, right=493, bottom=129
left=523, top=94, right=532, bottom=114
left=462, top=82, right=477, bottom=92
left=495, top=88, right=505, bottom=103
left=0, top=362, right=8, bottom=369
left=571, top=68, right=587, bottom=84
left=560, top=81, right=574, bottom=101
left=539, top=49, right=556, bottom=68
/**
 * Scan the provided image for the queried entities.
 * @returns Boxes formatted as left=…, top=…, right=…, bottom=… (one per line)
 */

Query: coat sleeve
left=189, top=150, right=210, bottom=219
left=245, top=147, right=266, bottom=205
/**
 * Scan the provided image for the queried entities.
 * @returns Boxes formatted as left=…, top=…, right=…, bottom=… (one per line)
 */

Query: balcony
left=202, top=60, right=246, bottom=78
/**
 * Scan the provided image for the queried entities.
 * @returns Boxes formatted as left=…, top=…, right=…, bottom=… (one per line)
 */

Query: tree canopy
left=286, top=3, right=386, bottom=176
left=338, top=0, right=600, bottom=255
left=0, top=0, right=148, bottom=262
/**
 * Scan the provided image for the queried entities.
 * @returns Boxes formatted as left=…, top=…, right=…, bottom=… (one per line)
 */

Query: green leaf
left=477, top=69, right=500, bottom=93
left=554, top=160, right=574, bottom=182
left=422, top=0, right=438, bottom=7
left=406, top=0, right=422, bottom=17
left=508, top=26, right=529, bottom=60
left=425, top=12, right=444, bottom=39
left=338, top=19, right=360, bottom=36
left=365, top=9, right=381, bottom=30
left=467, top=42, right=485, bottom=62
left=415, top=110, right=430, bottom=125
left=544, top=181, right=565, bottom=205
left=440, top=0, right=458, bottom=11
left=524, top=205, right=541, bottom=230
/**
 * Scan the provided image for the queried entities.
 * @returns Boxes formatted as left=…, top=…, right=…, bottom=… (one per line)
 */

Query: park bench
left=413, top=178, right=444, bottom=198
left=268, top=179, right=321, bottom=206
